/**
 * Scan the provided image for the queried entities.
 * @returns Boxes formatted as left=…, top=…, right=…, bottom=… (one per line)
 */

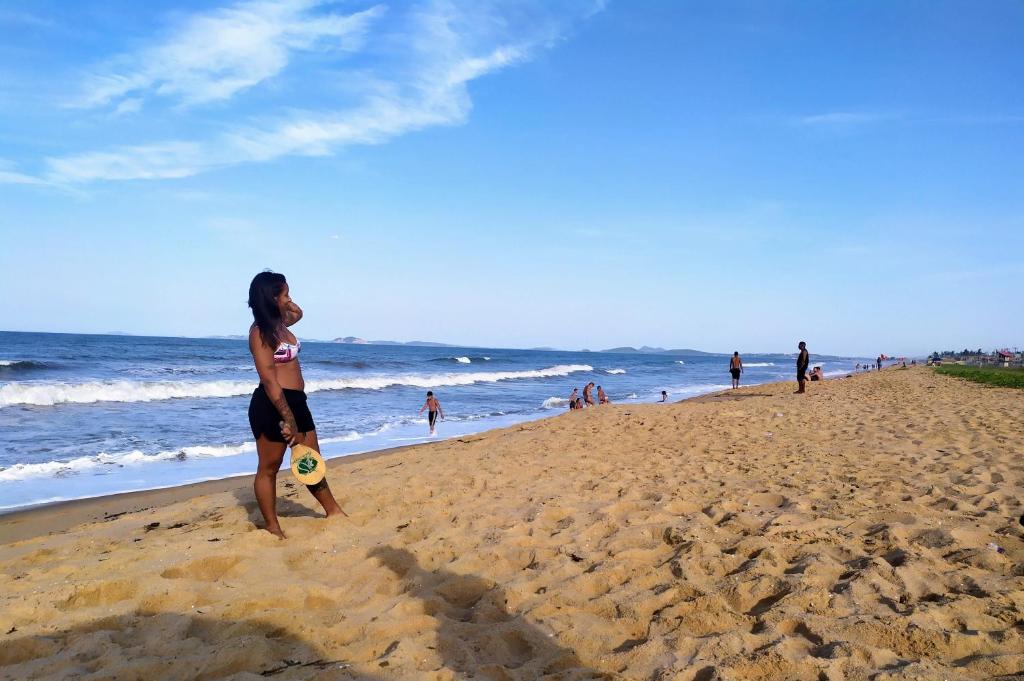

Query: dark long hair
left=248, top=271, right=287, bottom=349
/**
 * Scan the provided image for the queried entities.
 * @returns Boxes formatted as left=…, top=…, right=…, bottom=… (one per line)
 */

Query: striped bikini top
left=273, top=339, right=301, bottom=364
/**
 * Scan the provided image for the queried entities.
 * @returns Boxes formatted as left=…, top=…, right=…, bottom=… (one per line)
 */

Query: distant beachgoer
left=583, top=382, right=596, bottom=407
left=809, top=366, right=824, bottom=382
left=729, top=352, right=743, bottom=389
left=247, top=271, right=344, bottom=539
left=575, top=397, right=584, bottom=409
left=876, top=356, right=882, bottom=371
left=796, top=341, right=809, bottom=393
left=659, top=390, right=668, bottom=402
left=855, top=363, right=861, bottom=370
left=598, top=385, right=610, bottom=404
left=568, top=387, right=579, bottom=410
left=418, top=391, right=444, bottom=435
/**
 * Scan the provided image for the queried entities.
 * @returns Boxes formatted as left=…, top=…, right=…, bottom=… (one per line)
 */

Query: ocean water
left=0, top=332, right=867, bottom=511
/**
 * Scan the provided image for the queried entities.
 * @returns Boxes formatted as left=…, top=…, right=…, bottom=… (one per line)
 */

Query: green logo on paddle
left=296, top=455, right=318, bottom=475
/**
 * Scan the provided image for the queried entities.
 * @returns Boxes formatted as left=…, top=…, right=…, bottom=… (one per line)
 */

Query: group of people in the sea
left=567, top=382, right=610, bottom=410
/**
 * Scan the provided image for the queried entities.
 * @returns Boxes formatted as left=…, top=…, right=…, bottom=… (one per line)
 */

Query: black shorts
left=428, top=411, right=438, bottom=427
left=248, top=385, right=315, bottom=442
left=730, top=368, right=741, bottom=379
left=797, top=370, right=807, bottom=381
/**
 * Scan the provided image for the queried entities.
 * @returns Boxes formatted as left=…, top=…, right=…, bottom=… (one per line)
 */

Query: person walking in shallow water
left=796, top=341, right=809, bottom=394
left=418, top=391, right=444, bottom=435
left=729, top=352, right=743, bottom=389
left=246, top=271, right=344, bottom=539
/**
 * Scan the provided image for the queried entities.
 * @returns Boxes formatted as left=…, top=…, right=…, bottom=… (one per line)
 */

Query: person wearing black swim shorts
left=796, top=341, right=809, bottom=394
left=418, top=391, right=444, bottom=435
left=729, top=351, right=743, bottom=389
left=247, top=271, right=344, bottom=539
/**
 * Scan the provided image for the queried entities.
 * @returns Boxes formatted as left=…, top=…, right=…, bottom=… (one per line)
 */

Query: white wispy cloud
left=0, top=160, right=48, bottom=186
left=74, top=0, right=385, bottom=109
left=794, top=111, right=894, bottom=128
left=12, top=0, right=601, bottom=185
left=0, top=9, right=58, bottom=30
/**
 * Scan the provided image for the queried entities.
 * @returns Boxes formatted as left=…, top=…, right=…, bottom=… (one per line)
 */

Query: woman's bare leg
left=254, top=435, right=287, bottom=538
left=303, top=430, right=346, bottom=517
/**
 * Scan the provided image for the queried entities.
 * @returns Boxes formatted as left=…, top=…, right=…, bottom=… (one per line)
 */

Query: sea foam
left=0, top=364, right=594, bottom=408
left=0, top=442, right=258, bottom=482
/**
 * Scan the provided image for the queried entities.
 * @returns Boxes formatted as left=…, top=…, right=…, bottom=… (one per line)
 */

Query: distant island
left=332, top=337, right=454, bottom=348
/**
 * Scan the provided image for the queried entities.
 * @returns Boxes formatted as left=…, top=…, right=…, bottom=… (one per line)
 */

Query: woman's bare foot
left=326, top=506, right=349, bottom=519
left=264, top=525, right=286, bottom=539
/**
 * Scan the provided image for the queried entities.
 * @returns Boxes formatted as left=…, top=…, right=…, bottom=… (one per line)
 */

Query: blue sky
left=1, top=0, right=1021, bottom=356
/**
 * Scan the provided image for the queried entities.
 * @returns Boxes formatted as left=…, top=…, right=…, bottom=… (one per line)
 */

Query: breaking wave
left=0, top=365, right=594, bottom=408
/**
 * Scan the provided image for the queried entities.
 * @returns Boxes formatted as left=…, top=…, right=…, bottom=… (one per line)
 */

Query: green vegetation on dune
left=935, top=365, right=1024, bottom=389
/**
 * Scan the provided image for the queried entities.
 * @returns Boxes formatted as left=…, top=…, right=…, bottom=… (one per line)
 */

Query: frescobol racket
left=289, top=443, right=326, bottom=486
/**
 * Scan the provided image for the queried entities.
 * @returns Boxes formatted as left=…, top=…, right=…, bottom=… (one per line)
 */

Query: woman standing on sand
left=247, top=271, right=344, bottom=538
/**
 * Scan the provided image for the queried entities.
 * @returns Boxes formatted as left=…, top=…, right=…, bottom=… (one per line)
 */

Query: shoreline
left=0, top=372, right=806, bottom=522
left=0, top=436, right=449, bottom=544
left=0, top=371, right=862, bottom=544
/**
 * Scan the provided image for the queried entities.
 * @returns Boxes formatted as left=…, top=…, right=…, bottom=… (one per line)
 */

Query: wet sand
left=1, top=367, right=1022, bottom=679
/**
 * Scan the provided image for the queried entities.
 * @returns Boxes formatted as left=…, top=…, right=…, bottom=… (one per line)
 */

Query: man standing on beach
left=876, top=355, right=882, bottom=371
left=583, top=382, right=596, bottom=407
left=729, top=352, right=743, bottom=389
left=796, top=341, right=809, bottom=393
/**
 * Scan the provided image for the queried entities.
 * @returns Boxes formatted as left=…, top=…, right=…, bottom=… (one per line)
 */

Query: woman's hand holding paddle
left=279, top=420, right=303, bottom=446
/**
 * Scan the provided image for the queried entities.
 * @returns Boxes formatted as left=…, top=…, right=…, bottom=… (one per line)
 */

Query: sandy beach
left=1, top=366, right=1022, bottom=680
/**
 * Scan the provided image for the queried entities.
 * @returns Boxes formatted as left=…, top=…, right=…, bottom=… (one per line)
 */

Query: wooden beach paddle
left=289, top=443, right=326, bottom=486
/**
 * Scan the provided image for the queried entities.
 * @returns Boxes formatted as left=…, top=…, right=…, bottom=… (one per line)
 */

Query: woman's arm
left=283, top=302, right=303, bottom=327
left=249, top=326, right=300, bottom=445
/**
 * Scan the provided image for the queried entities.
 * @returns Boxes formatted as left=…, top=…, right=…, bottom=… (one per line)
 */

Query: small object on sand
left=986, top=542, right=1005, bottom=554
left=144, top=522, right=160, bottom=532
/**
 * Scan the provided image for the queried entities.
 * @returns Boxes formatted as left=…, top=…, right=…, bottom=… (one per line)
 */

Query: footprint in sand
left=160, top=555, right=242, bottom=581
left=56, top=579, right=139, bottom=612
left=748, top=492, right=786, bottom=508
